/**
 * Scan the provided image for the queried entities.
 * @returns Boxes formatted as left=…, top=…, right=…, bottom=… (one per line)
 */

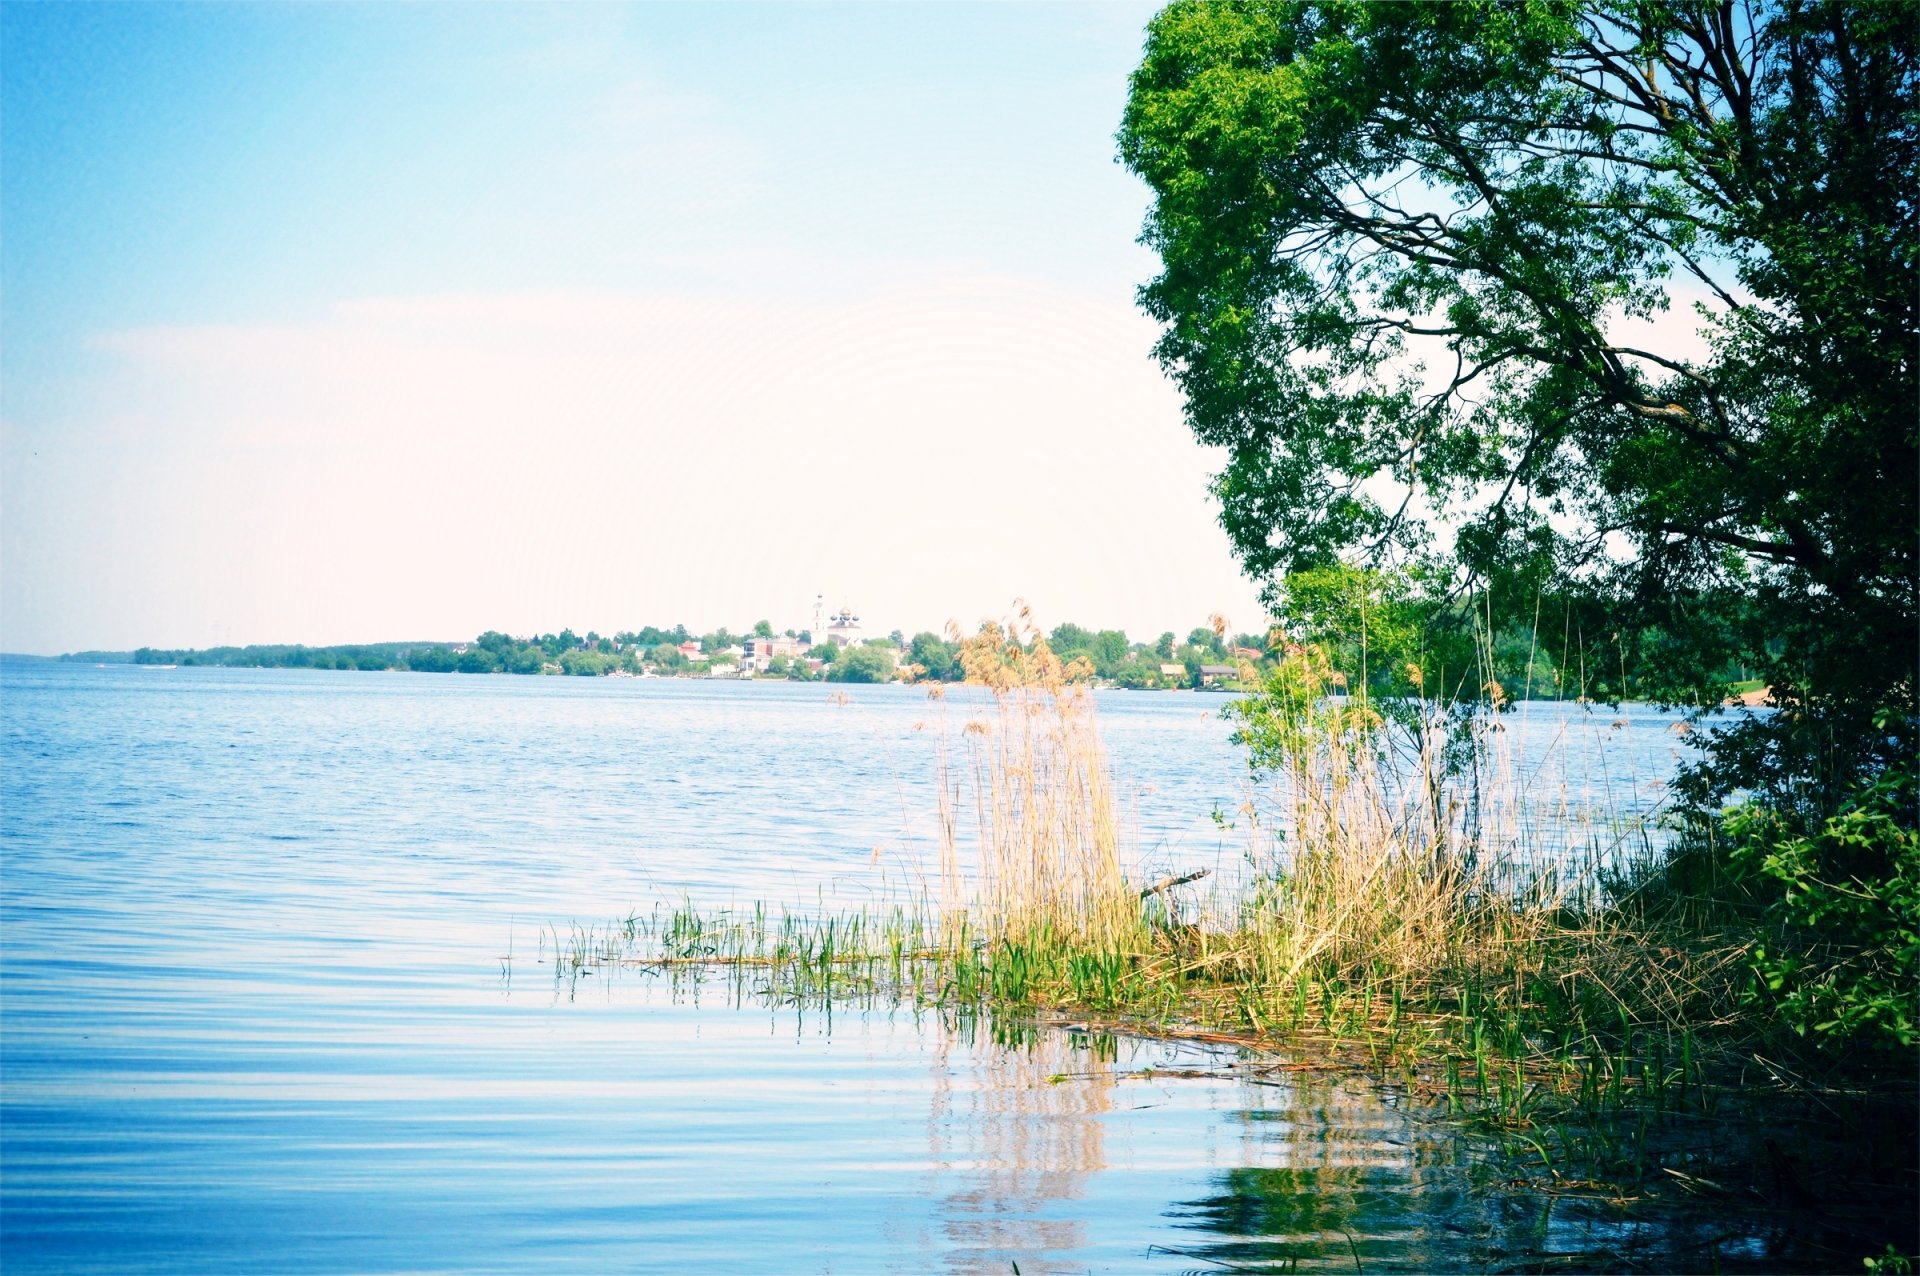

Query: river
left=5, top=659, right=1749, bottom=1272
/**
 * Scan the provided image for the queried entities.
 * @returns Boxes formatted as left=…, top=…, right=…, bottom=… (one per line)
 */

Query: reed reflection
left=918, top=1016, right=1118, bottom=1272
left=1162, top=1070, right=1498, bottom=1272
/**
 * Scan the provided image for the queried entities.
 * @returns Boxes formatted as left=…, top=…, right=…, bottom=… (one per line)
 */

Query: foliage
left=956, top=610, right=1095, bottom=691
left=1865, top=1245, right=1917, bottom=1276
left=1109, top=655, right=1166, bottom=689
left=1119, top=0, right=1918, bottom=817
left=1089, top=629, right=1130, bottom=675
left=558, top=649, right=619, bottom=677
left=1223, top=641, right=1381, bottom=777
left=1050, top=622, right=1097, bottom=655
left=1041, top=624, right=1133, bottom=678
left=1186, top=626, right=1223, bottom=657
left=1726, top=766, right=1920, bottom=1049
left=826, top=643, right=896, bottom=684
left=99, top=599, right=1604, bottom=694
left=908, top=631, right=956, bottom=682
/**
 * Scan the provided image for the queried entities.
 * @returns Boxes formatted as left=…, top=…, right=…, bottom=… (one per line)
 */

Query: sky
left=0, top=1, right=1285, bottom=655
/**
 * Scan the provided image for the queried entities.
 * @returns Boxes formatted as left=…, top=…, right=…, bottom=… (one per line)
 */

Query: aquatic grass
left=931, top=607, right=1142, bottom=954
left=544, top=616, right=1913, bottom=1259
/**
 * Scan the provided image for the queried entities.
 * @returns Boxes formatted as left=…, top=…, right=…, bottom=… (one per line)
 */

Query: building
left=742, top=635, right=803, bottom=673
left=826, top=606, right=862, bottom=646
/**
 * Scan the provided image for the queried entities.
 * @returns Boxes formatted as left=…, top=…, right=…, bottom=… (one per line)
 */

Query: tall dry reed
left=932, top=605, right=1139, bottom=950
left=1176, top=639, right=1650, bottom=1034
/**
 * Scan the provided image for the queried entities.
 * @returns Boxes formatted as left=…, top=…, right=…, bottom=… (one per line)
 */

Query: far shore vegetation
left=66, top=597, right=1768, bottom=701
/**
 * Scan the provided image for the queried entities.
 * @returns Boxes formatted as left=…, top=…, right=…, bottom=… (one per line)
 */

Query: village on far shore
left=72, top=591, right=1766, bottom=705
left=81, top=595, right=1271, bottom=691
left=612, top=603, right=1261, bottom=690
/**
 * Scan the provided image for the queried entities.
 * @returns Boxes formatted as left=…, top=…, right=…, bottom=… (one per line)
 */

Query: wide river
left=4, top=659, right=1735, bottom=1272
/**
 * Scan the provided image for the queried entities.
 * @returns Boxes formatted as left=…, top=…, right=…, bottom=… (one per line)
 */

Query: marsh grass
left=545, top=616, right=1913, bottom=1256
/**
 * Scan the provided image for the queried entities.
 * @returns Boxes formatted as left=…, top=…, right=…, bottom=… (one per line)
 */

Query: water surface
left=4, top=660, right=1731, bottom=1271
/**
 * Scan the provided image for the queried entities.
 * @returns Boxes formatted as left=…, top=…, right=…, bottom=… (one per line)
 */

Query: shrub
left=1728, top=765, right=1920, bottom=1050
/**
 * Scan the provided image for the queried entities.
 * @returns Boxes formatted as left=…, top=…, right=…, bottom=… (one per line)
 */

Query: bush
left=826, top=645, right=895, bottom=684
left=1727, top=766, right=1919, bottom=1050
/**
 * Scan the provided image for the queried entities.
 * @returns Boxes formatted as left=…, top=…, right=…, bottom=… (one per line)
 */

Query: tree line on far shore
left=68, top=601, right=1756, bottom=700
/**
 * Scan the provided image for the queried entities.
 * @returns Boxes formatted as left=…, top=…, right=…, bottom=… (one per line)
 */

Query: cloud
left=7, top=276, right=1267, bottom=651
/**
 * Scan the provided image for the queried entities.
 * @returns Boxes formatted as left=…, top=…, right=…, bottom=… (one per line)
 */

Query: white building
left=742, top=635, right=803, bottom=673
left=826, top=605, right=862, bottom=646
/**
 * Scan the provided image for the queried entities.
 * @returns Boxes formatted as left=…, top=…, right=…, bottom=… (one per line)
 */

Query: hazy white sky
left=1, top=2, right=1280, bottom=653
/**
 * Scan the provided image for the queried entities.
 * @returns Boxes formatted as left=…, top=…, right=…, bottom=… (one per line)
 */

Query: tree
left=407, top=645, right=458, bottom=674
left=910, top=631, right=957, bottom=681
left=828, top=644, right=897, bottom=684
left=1090, top=629, right=1131, bottom=676
left=559, top=649, right=616, bottom=676
left=1050, top=622, right=1097, bottom=654
left=1120, top=0, right=1917, bottom=819
left=1188, top=626, right=1226, bottom=658
left=754, top=619, right=774, bottom=638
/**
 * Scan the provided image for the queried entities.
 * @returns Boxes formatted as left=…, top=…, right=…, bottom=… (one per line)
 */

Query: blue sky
left=3, top=2, right=1274, bottom=653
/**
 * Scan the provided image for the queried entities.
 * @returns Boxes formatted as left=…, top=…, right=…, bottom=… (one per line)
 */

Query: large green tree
left=827, top=643, right=898, bottom=684
left=1120, top=0, right=1916, bottom=817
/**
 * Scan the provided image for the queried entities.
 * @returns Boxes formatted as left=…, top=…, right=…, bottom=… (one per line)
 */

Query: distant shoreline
left=15, top=656, right=1775, bottom=711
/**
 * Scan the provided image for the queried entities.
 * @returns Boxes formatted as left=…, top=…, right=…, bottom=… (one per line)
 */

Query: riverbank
left=558, top=629, right=1913, bottom=1269
left=555, top=886, right=1916, bottom=1272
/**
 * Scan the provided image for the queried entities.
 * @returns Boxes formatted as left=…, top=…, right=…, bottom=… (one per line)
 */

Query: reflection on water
left=925, top=1020, right=1111, bottom=1265
left=1, top=661, right=1803, bottom=1272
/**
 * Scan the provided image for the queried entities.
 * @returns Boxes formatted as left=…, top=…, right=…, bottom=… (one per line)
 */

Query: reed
left=936, top=606, right=1139, bottom=953
left=548, top=610, right=1912, bottom=1245
left=562, top=632, right=1722, bottom=1091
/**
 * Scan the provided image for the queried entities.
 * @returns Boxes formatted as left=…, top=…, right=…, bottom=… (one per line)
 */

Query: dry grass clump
left=1191, top=644, right=1521, bottom=1001
left=934, top=604, right=1138, bottom=951
left=920, top=622, right=1770, bottom=1117
left=1213, top=643, right=1758, bottom=1057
